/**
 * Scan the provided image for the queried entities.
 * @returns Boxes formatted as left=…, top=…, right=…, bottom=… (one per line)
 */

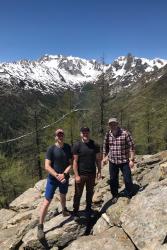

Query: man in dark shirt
left=37, top=128, right=72, bottom=240
left=72, top=127, right=101, bottom=219
left=102, top=118, right=135, bottom=203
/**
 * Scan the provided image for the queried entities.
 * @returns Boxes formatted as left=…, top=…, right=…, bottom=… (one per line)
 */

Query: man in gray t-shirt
left=37, top=129, right=72, bottom=240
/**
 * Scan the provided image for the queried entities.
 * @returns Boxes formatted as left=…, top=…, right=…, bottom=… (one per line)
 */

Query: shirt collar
left=110, top=127, right=122, bottom=137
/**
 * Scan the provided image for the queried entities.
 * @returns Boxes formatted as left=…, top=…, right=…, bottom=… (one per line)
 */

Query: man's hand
left=102, top=156, right=108, bottom=166
left=56, top=174, right=65, bottom=182
left=75, top=175, right=81, bottom=183
left=129, top=160, right=135, bottom=169
left=96, top=171, right=102, bottom=180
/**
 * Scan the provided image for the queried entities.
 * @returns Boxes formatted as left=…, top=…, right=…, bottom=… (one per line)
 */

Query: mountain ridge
left=0, top=54, right=167, bottom=94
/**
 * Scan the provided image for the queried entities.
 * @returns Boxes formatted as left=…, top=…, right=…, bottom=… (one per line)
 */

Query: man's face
left=109, top=122, right=118, bottom=130
left=80, top=130, right=90, bottom=141
left=55, top=132, right=64, bottom=142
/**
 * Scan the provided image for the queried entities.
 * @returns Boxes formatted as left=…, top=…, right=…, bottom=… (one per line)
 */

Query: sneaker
left=62, top=207, right=71, bottom=217
left=37, top=224, right=45, bottom=240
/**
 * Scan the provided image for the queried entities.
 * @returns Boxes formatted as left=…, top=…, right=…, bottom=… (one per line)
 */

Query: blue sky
left=0, top=0, right=167, bottom=63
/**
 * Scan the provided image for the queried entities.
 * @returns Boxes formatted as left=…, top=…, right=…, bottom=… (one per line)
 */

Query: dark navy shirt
left=46, top=143, right=72, bottom=180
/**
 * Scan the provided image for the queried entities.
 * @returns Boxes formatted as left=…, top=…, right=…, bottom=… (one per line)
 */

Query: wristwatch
left=130, top=158, right=135, bottom=162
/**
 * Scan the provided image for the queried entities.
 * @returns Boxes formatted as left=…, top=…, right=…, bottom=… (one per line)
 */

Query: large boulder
left=0, top=209, right=16, bottom=229
left=133, top=152, right=167, bottom=187
left=134, top=164, right=160, bottom=187
left=93, top=215, right=111, bottom=235
left=121, top=178, right=167, bottom=250
left=64, top=227, right=136, bottom=250
left=9, top=188, right=42, bottom=211
left=93, top=196, right=130, bottom=235
left=105, top=197, right=130, bottom=226
left=0, top=226, right=22, bottom=250
left=159, top=159, right=167, bottom=180
left=21, top=214, right=86, bottom=249
left=34, top=179, right=47, bottom=193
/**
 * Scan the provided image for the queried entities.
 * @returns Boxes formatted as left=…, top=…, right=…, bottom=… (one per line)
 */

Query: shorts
left=45, top=178, right=69, bottom=200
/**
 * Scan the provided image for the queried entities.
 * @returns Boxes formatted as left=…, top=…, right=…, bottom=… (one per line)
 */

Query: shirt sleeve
left=125, top=131, right=135, bottom=151
left=45, top=146, right=53, bottom=160
left=72, top=142, right=80, bottom=155
left=103, top=132, right=109, bottom=155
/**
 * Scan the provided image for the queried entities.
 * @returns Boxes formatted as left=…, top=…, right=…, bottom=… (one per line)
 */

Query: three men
left=102, top=118, right=135, bottom=202
left=72, top=127, right=101, bottom=219
left=38, top=120, right=135, bottom=239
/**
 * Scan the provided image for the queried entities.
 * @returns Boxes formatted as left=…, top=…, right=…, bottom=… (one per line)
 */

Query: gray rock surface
left=1, top=150, right=167, bottom=250
left=121, top=178, right=167, bottom=250
left=21, top=214, right=86, bottom=249
left=0, top=209, right=16, bottom=229
left=9, top=188, right=42, bottom=211
left=93, top=215, right=111, bottom=235
left=64, top=227, right=136, bottom=250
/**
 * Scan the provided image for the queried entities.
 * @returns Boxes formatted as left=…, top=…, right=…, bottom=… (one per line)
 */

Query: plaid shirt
left=103, top=128, right=135, bottom=164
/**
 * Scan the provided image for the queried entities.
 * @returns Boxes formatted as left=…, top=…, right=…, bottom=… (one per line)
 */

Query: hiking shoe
left=62, top=207, right=71, bottom=217
left=37, top=224, right=45, bottom=240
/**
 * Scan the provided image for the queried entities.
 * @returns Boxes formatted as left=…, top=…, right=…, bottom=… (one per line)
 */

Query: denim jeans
left=109, top=161, right=133, bottom=197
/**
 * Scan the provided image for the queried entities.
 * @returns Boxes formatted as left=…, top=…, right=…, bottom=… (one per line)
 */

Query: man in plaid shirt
left=102, top=118, right=135, bottom=202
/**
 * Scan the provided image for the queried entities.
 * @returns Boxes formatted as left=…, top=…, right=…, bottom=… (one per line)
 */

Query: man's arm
left=73, top=155, right=81, bottom=183
left=45, top=159, right=63, bottom=180
left=129, top=150, right=135, bottom=161
left=129, top=151, right=135, bottom=168
left=102, top=132, right=109, bottom=156
left=45, top=158, right=69, bottom=182
left=102, top=132, right=109, bottom=166
left=126, top=131, right=135, bottom=168
left=96, top=152, right=102, bottom=179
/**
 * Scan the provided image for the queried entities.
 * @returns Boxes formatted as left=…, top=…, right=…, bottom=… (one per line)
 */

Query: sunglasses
left=82, top=131, right=89, bottom=134
left=55, top=132, right=64, bottom=137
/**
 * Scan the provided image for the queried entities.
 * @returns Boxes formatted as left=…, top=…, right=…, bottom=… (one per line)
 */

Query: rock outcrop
left=1, top=150, right=167, bottom=249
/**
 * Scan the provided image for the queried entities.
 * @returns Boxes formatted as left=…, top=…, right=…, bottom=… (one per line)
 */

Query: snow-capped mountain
left=105, top=54, right=167, bottom=91
left=0, top=54, right=167, bottom=94
left=0, top=55, right=107, bottom=94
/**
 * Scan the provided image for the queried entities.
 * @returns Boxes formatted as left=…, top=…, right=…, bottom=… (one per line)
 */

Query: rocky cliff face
left=1, top=151, right=167, bottom=249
